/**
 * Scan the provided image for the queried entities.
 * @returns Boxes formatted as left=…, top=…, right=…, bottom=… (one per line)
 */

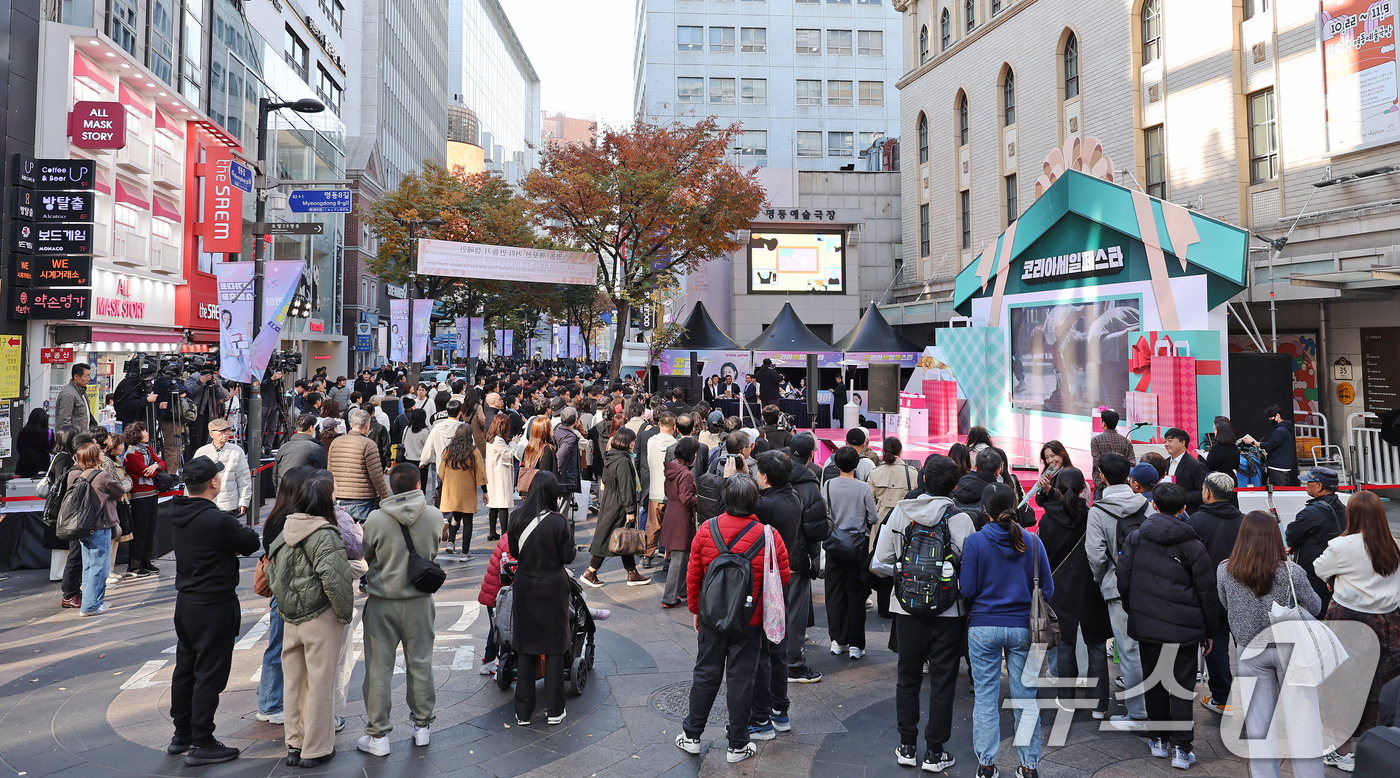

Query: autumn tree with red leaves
left=523, top=118, right=767, bottom=381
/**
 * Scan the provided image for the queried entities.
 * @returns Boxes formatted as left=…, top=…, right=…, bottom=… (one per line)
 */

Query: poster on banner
left=247, top=261, right=304, bottom=378
left=412, top=299, right=432, bottom=362
left=1318, top=0, right=1400, bottom=154
left=659, top=350, right=753, bottom=379
left=569, top=326, right=583, bottom=359
left=0, top=335, right=20, bottom=398
left=417, top=239, right=598, bottom=285
left=214, top=263, right=255, bottom=382
left=455, top=317, right=472, bottom=358
left=389, top=300, right=409, bottom=362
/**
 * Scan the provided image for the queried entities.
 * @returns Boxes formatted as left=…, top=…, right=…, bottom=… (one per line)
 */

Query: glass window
left=1064, top=33, right=1080, bottom=99
left=992, top=0, right=1002, bottom=13
left=1248, top=89, right=1278, bottom=183
left=859, top=81, right=884, bottom=106
left=741, top=78, right=767, bottom=104
left=828, top=80, right=853, bottom=106
left=857, top=0, right=880, bottom=5
left=965, top=0, right=975, bottom=32
left=828, top=30, right=853, bottom=56
left=796, top=29, right=821, bottom=54
left=677, top=77, right=704, bottom=103
left=859, top=131, right=882, bottom=157
left=797, top=131, right=823, bottom=158
left=110, top=0, right=138, bottom=54
left=148, top=0, right=176, bottom=85
left=710, top=78, right=736, bottom=104
left=738, top=131, right=767, bottom=165
left=1005, top=174, right=1018, bottom=225
left=1142, top=0, right=1161, bottom=64
left=829, top=0, right=851, bottom=4
left=797, top=79, right=822, bottom=106
left=918, top=114, right=928, bottom=162
left=1003, top=71, right=1016, bottom=126
left=920, top=204, right=930, bottom=256
left=1245, top=0, right=1269, bottom=19
left=828, top=132, right=854, bottom=157
left=710, top=27, right=735, bottom=52
left=677, top=26, right=703, bottom=51
left=858, top=30, right=883, bottom=56
left=285, top=26, right=309, bottom=81
left=960, top=190, right=971, bottom=249
left=941, top=10, right=951, bottom=50
left=920, top=25, right=929, bottom=62
left=959, top=97, right=969, bottom=145
left=741, top=27, right=767, bottom=52
left=1144, top=124, right=1166, bottom=198
left=317, top=66, right=343, bottom=114
left=795, top=0, right=818, bottom=3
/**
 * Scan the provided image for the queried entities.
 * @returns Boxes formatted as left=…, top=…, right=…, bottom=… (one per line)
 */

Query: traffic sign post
left=288, top=189, right=351, bottom=213
left=259, top=221, right=325, bottom=235
left=229, top=160, right=254, bottom=193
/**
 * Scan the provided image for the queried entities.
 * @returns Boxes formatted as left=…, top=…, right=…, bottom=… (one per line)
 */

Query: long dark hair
left=21, top=408, right=47, bottom=434
left=1214, top=417, right=1237, bottom=444
left=966, top=426, right=993, bottom=450
left=509, top=471, right=560, bottom=545
left=53, top=425, right=80, bottom=457
left=295, top=472, right=337, bottom=519
left=1345, top=491, right=1400, bottom=577
left=409, top=408, right=428, bottom=433
left=265, top=466, right=316, bottom=551
left=981, top=482, right=1027, bottom=552
left=1226, top=511, right=1288, bottom=597
left=947, top=443, right=972, bottom=475
left=443, top=424, right=478, bottom=471
left=1040, top=440, right=1074, bottom=470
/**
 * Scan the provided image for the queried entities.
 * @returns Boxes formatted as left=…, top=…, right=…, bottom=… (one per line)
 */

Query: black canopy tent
left=833, top=304, right=920, bottom=354
left=743, top=303, right=832, bottom=426
left=672, top=301, right=743, bottom=350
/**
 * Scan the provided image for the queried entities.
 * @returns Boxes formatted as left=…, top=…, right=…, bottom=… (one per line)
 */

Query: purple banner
left=389, top=299, right=408, bottom=362
left=214, top=263, right=254, bottom=383
left=248, top=261, right=305, bottom=379
left=412, top=299, right=433, bottom=363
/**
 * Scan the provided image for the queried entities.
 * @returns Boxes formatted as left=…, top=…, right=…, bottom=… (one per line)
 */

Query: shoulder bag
left=1028, top=533, right=1061, bottom=649
left=1269, top=561, right=1349, bottom=687
left=399, top=507, right=446, bottom=594
left=254, top=554, right=273, bottom=598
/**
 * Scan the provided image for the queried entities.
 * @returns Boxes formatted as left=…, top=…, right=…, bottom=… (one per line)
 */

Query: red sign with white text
left=200, top=146, right=242, bottom=253
left=41, top=347, right=74, bottom=364
left=68, top=101, right=127, bottom=150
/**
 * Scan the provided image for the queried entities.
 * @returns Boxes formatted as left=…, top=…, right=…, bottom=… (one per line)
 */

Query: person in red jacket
left=676, top=475, right=790, bottom=765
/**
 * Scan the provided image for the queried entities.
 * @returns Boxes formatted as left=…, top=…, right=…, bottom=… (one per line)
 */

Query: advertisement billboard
left=1319, top=0, right=1400, bottom=154
left=747, top=230, right=845, bottom=293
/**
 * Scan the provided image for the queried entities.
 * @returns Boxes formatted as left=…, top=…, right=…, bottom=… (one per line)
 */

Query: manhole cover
left=649, top=681, right=728, bottom=726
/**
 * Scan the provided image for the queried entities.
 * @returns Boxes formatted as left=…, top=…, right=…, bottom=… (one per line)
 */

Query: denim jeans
left=79, top=528, right=112, bottom=614
left=968, top=625, right=1041, bottom=769
left=259, top=597, right=285, bottom=715
left=336, top=499, right=375, bottom=523
left=1107, top=598, right=1147, bottom=719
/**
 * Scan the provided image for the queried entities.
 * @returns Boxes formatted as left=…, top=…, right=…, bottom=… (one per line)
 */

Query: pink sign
left=68, top=101, right=127, bottom=150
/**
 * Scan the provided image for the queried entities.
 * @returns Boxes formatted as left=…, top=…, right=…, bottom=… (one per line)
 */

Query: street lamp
left=405, top=218, right=444, bottom=379
left=245, top=96, right=325, bottom=521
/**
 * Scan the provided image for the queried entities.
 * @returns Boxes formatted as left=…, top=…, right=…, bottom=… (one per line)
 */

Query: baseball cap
left=1303, top=466, right=1339, bottom=489
left=208, top=418, right=231, bottom=432
left=1129, top=462, right=1160, bottom=487
left=183, top=455, right=224, bottom=486
left=707, top=410, right=724, bottom=426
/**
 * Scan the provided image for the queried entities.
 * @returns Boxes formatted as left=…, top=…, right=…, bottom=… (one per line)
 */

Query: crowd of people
left=29, top=359, right=1400, bottom=776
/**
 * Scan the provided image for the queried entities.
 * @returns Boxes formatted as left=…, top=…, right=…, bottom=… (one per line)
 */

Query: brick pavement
left=0, top=509, right=1339, bottom=778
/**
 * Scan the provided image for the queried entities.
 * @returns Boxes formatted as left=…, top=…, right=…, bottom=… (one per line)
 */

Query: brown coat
left=327, top=431, right=389, bottom=500
left=470, top=406, right=487, bottom=458
left=439, top=450, right=486, bottom=514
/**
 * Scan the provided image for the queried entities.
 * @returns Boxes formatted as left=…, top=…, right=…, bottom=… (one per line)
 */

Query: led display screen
left=747, top=231, right=845, bottom=293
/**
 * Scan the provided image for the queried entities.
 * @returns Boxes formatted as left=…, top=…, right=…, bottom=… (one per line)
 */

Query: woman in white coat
left=484, top=413, right=515, bottom=542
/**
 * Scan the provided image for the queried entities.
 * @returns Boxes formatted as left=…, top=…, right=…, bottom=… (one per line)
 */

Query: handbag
left=820, top=481, right=869, bottom=563
left=253, top=554, right=273, bottom=598
left=153, top=470, right=177, bottom=493
left=399, top=509, right=446, bottom=594
left=1029, top=534, right=1061, bottom=649
left=761, top=525, right=787, bottom=643
left=608, top=518, right=647, bottom=556
left=1269, top=562, right=1349, bottom=687
left=116, top=500, right=134, bottom=541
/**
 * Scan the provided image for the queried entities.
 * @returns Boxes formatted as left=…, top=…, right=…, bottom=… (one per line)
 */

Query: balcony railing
left=153, top=152, right=182, bottom=188
left=112, top=231, right=147, bottom=268
left=116, top=135, right=151, bottom=171
left=152, top=240, right=181, bottom=275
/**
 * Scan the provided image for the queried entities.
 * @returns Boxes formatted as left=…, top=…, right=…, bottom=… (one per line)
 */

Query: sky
left=499, top=0, right=636, bottom=129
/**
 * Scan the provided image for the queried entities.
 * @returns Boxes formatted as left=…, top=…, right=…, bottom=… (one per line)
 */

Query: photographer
left=113, top=357, right=161, bottom=432
left=185, top=367, right=229, bottom=454
left=153, top=367, right=189, bottom=469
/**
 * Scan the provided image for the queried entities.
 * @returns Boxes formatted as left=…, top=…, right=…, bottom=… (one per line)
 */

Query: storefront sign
left=41, top=347, right=73, bottom=364
left=12, top=223, right=94, bottom=255
left=10, top=288, right=92, bottom=319
left=1021, top=245, right=1125, bottom=284
left=68, top=101, right=127, bottom=150
left=200, top=146, right=243, bottom=253
left=11, top=154, right=95, bottom=190
left=1361, top=327, right=1400, bottom=426
left=757, top=207, right=861, bottom=223
left=1338, top=381, right=1356, bottom=405
left=0, top=337, right=20, bottom=398
left=33, top=256, right=92, bottom=287
left=386, top=284, right=407, bottom=299
left=309, top=318, right=325, bottom=333
left=13, top=190, right=95, bottom=222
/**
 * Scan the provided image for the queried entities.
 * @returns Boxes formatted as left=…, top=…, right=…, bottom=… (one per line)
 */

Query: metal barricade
left=1346, top=412, right=1400, bottom=486
left=1294, top=411, right=1329, bottom=468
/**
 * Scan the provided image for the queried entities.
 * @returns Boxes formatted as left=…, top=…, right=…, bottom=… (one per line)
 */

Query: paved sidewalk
left=0, top=508, right=1333, bottom=778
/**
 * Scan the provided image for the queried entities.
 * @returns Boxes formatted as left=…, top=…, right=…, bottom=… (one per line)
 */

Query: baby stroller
left=494, top=562, right=597, bottom=697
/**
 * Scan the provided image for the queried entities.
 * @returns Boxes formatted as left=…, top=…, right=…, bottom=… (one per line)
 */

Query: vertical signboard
left=215, top=263, right=255, bottom=383
left=412, top=299, right=433, bottom=363
left=201, top=146, right=243, bottom=253
left=1361, top=327, right=1400, bottom=426
left=389, top=299, right=409, bottom=362
left=1319, top=0, right=1400, bottom=154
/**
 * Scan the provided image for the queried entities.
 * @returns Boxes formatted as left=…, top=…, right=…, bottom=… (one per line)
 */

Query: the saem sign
left=68, top=101, right=127, bottom=150
left=201, top=146, right=243, bottom=253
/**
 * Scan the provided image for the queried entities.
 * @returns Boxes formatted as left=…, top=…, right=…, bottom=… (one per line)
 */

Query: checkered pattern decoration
left=939, top=327, right=1012, bottom=436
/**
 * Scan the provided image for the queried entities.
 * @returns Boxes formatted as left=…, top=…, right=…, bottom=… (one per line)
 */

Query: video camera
left=160, top=353, right=219, bottom=378
left=123, top=353, right=160, bottom=378
left=268, top=350, right=302, bottom=374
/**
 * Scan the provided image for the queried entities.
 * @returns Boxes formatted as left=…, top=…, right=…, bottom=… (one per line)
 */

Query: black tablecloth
left=0, top=511, right=50, bottom=571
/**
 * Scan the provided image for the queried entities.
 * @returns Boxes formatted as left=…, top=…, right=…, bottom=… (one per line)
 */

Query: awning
left=1290, top=268, right=1400, bottom=291
left=115, top=179, right=149, bottom=209
left=94, top=167, right=111, bottom=195
left=187, top=329, right=219, bottom=344
left=73, top=53, right=114, bottom=93
left=119, top=83, right=153, bottom=117
left=180, top=342, right=214, bottom=351
left=91, top=327, right=183, bottom=344
left=155, top=111, right=184, bottom=139
left=152, top=196, right=181, bottom=221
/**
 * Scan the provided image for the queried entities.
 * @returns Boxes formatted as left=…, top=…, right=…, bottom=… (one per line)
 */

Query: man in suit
left=1163, top=427, right=1209, bottom=514
left=755, top=359, right=782, bottom=407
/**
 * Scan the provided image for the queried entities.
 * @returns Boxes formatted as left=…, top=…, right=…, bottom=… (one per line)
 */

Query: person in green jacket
left=266, top=472, right=354, bottom=769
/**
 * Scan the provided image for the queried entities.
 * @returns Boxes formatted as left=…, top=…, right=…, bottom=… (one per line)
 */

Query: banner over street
left=416, top=238, right=598, bottom=286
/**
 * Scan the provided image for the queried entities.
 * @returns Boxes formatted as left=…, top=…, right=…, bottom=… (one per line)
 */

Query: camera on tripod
left=160, top=353, right=219, bottom=377
left=268, top=350, right=302, bottom=374
left=124, top=353, right=160, bottom=378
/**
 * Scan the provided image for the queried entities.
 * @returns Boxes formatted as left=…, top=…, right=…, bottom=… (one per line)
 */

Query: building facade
left=541, top=111, right=597, bottom=152
left=634, top=0, right=904, bottom=170
left=449, top=0, right=540, bottom=185
left=888, top=0, right=1400, bottom=451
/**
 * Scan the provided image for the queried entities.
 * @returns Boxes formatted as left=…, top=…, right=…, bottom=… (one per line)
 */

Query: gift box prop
left=923, top=380, right=959, bottom=437
left=898, top=392, right=929, bottom=441
left=937, top=327, right=1012, bottom=436
left=1128, top=331, right=1223, bottom=446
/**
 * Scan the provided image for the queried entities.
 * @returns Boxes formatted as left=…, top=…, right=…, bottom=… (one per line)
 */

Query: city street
left=1, top=509, right=1274, bottom=778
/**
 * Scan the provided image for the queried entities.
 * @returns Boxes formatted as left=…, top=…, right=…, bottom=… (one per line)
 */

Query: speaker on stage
left=1228, top=352, right=1294, bottom=442
left=806, top=354, right=819, bottom=417
left=868, top=364, right=899, bottom=415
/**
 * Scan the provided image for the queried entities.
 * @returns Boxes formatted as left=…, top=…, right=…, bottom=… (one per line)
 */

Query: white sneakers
left=479, top=658, right=497, bottom=675
left=357, top=735, right=391, bottom=757
left=548, top=710, right=567, bottom=725
left=413, top=724, right=430, bottom=746
left=830, top=640, right=847, bottom=655
left=255, top=711, right=284, bottom=725
left=848, top=646, right=865, bottom=660
left=79, top=603, right=110, bottom=617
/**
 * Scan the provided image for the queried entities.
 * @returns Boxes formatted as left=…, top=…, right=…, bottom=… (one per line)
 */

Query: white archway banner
left=416, top=238, right=598, bottom=285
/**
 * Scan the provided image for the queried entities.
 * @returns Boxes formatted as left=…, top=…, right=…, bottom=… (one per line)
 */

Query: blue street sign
left=288, top=189, right=351, bottom=213
left=229, top=160, right=253, bottom=194
left=355, top=335, right=372, bottom=351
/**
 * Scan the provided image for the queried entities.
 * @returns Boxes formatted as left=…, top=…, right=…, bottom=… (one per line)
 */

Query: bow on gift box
left=1130, top=332, right=1221, bottom=392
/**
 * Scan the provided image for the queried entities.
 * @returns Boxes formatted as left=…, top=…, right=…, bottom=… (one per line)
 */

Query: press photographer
left=182, top=355, right=228, bottom=454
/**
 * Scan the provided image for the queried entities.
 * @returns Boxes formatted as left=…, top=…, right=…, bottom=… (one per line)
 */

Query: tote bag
left=761, top=525, right=786, bottom=643
left=1269, top=563, right=1349, bottom=687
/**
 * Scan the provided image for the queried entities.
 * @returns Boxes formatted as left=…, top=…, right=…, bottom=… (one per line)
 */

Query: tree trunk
left=608, top=298, right=630, bottom=384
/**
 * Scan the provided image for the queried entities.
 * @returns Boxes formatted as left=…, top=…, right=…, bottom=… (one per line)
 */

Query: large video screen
left=748, top=231, right=844, bottom=293
left=1009, top=299, right=1141, bottom=417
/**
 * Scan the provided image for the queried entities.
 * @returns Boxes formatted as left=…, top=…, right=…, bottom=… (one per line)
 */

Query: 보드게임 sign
left=416, top=239, right=599, bottom=286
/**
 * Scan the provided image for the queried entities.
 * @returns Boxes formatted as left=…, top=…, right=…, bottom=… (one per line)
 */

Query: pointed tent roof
left=671, top=301, right=742, bottom=350
left=834, top=305, right=919, bottom=353
left=745, top=302, right=832, bottom=352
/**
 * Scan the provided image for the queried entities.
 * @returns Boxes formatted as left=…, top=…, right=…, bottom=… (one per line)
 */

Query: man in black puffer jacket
left=1117, top=482, right=1220, bottom=770
left=786, top=433, right=829, bottom=681
left=1186, top=471, right=1245, bottom=714
left=1286, top=466, right=1344, bottom=611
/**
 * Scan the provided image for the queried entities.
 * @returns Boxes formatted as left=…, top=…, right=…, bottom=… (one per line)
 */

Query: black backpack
left=698, top=519, right=764, bottom=636
left=894, top=506, right=962, bottom=618
left=55, top=471, right=103, bottom=542
left=1113, top=501, right=1151, bottom=548
left=695, top=471, right=725, bottom=524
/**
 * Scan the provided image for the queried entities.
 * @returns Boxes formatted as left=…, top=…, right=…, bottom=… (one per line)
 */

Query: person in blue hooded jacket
left=959, top=482, right=1053, bottom=778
